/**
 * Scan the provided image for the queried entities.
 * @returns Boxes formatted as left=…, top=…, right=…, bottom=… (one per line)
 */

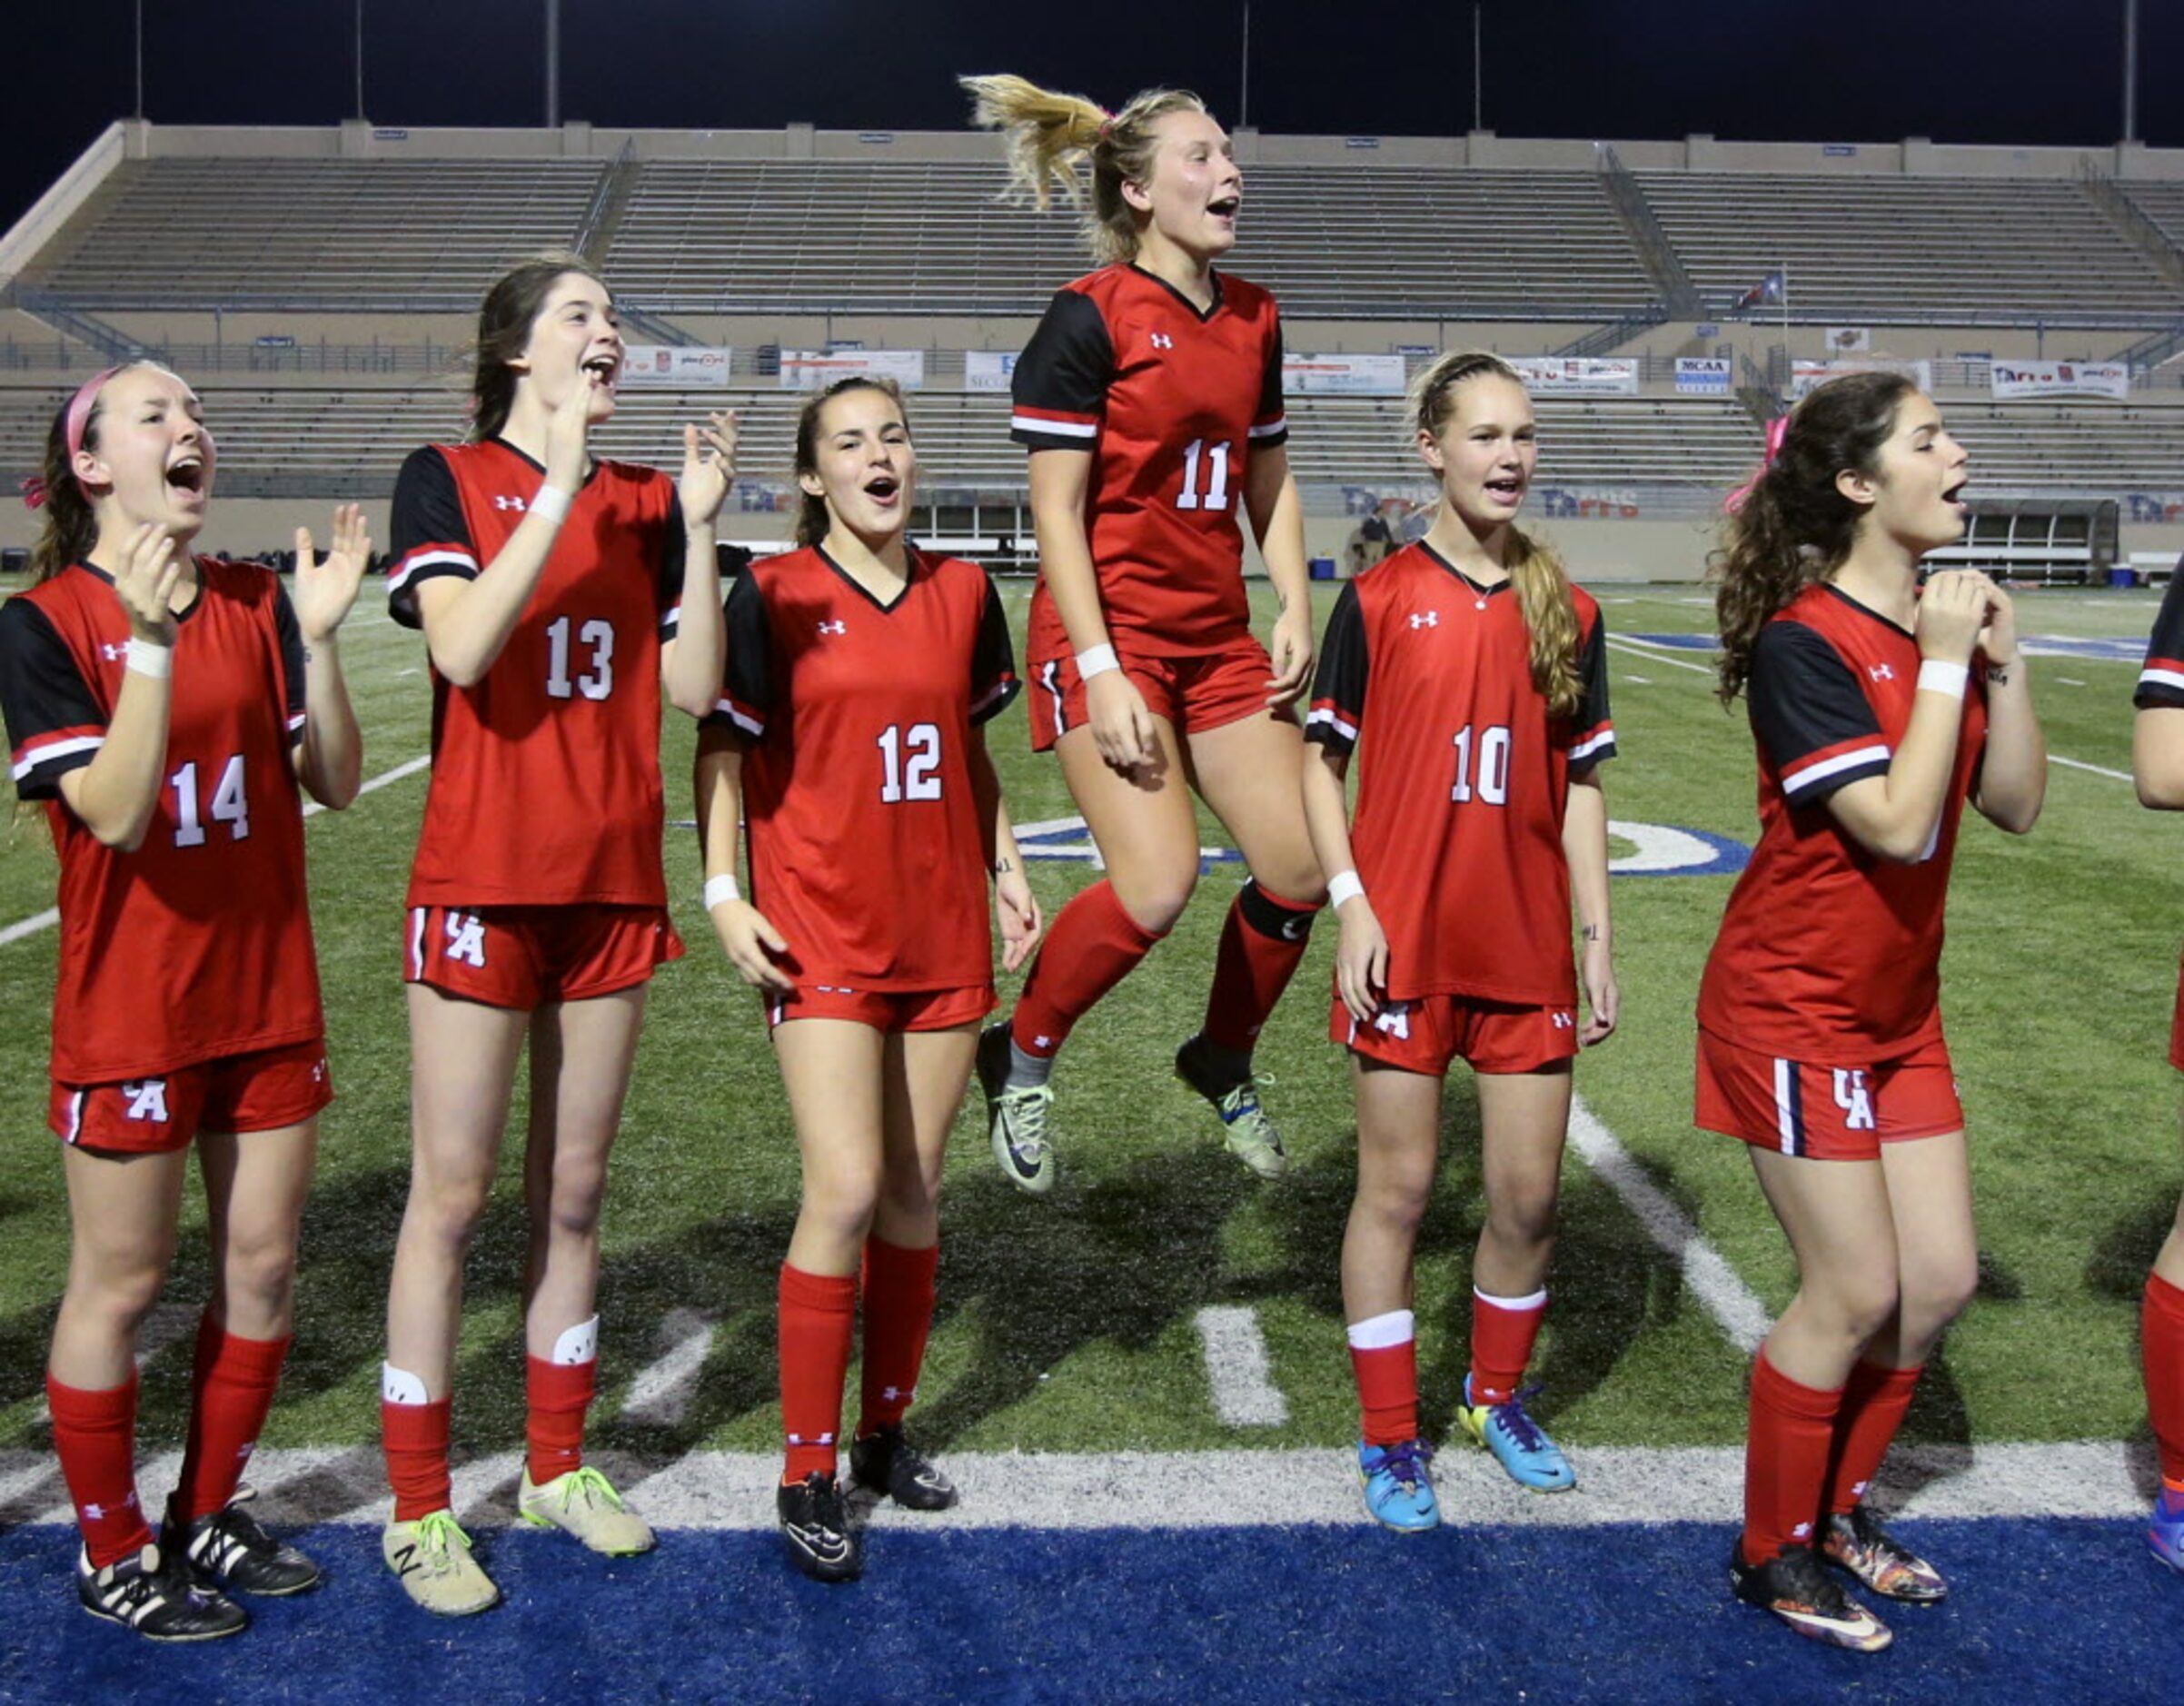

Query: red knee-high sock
left=1823, top=1358, right=1922, bottom=1515
left=1010, top=879, right=1165, bottom=1057
left=1742, top=1350, right=1844, bottom=1565
left=177, top=1312, right=291, bottom=1521
left=779, top=1265, right=858, bottom=1483
left=1201, top=881, right=1323, bottom=1056
left=858, top=1236, right=939, bottom=1437
left=47, top=1373, right=152, bottom=1568
left=1469, top=1287, right=1547, bottom=1407
left=526, top=1356, right=598, bottom=1485
left=1348, top=1319, right=1419, bottom=1448
left=2144, top=1271, right=2184, bottom=1493
left=382, top=1397, right=452, bottom=1523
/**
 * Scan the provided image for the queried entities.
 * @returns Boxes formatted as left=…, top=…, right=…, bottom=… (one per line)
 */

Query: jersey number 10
left=1451, top=723, right=1512, bottom=806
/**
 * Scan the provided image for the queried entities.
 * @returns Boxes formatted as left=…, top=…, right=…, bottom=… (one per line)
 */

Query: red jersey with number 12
left=387, top=439, right=685, bottom=908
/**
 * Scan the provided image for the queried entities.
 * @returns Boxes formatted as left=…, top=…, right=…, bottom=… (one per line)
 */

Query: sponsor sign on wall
left=1790, top=358, right=1932, bottom=400
left=1823, top=327, right=1872, bottom=354
left=964, top=350, right=1019, bottom=393
left=1674, top=357, right=1732, bottom=395
left=620, top=345, right=733, bottom=389
left=1990, top=360, right=2129, bottom=402
left=777, top=349, right=926, bottom=391
left=1506, top=357, right=1640, bottom=396
left=1283, top=353, right=1407, bottom=396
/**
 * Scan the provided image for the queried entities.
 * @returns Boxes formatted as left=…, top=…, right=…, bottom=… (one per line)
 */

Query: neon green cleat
left=382, top=1510, right=500, bottom=1616
left=519, top=1464, right=656, bottom=1556
left=1176, top=1036, right=1288, bottom=1178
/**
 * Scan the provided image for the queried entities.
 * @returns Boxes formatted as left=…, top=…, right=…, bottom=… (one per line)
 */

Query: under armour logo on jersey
left=100, top=642, right=128, bottom=660
left=1149, top=332, right=1174, bottom=350
left=1792, top=1521, right=1812, bottom=1540
left=123, top=1080, right=171, bottom=1123
left=443, top=911, right=488, bottom=967
left=817, top=620, right=848, bottom=636
left=1552, top=1011, right=1574, bottom=1030
left=1410, top=611, right=1440, bottom=630
left=493, top=494, right=527, bottom=511
left=1869, top=662, right=1895, bottom=681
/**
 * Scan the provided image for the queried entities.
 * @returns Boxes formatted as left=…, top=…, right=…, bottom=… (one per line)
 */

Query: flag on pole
left=1733, top=271, right=1785, bottom=312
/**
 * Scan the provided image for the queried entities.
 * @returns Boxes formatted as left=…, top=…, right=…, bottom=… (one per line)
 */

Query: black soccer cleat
left=849, top=1426, right=959, bottom=1512
left=777, top=1473, right=863, bottom=1583
left=164, top=1487, right=323, bottom=1597
left=78, top=1542, right=249, bottom=1642
left=1730, top=1541, right=1891, bottom=1652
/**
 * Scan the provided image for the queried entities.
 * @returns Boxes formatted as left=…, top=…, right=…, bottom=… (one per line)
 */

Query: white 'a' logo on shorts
left=1373, top=1003, right=1413, bottom=1040
left=1832, top=1068, right=1876, bottom=1131
left=123, top=1080, right=171, bottom=1122
left=443, top=912, right=488, bottom=967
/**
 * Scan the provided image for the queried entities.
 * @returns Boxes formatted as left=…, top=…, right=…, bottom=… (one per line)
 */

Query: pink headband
left=1723, top=413, right=1791, bottom=515
left=21, top=366, right=124, bottom=511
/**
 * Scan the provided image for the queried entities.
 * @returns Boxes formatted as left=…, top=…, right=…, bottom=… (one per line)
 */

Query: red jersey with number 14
left=1305, top=541, right=1615, bottom=1005
left=0, top=559, right=319, bottom=1083
left=1698, top=582, right=1989, bottom=1064
left=388, top=439, right=685, bottom=908
left=1012, top=264, right=1286, bottom=660
left=712, top=546, right=1018, bottom=990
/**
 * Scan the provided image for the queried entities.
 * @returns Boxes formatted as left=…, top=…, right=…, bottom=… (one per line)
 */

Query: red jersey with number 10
left=1305, top=541, right=1615, bottom=1005
left=387, top=439, right=685, bottom=908
left=0, top=559, right=319, bottom=1083
left=1011, top=264, right=1286, bottom=660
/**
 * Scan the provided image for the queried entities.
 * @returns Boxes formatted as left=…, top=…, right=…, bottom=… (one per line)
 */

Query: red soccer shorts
left=51, top=1036, right=333, bottom=1155
left=2169, top=953, right=2184, bottom=1070
left=405, top=905, right=683, bottom=1008
left=1695, top=1028, right=1962, bottom=1162
left=766, top=980, right=995, bottom=1035
left=1334, top=993, right=1579, bottom=1076
left=1024, top=633, right=1294, bottom=753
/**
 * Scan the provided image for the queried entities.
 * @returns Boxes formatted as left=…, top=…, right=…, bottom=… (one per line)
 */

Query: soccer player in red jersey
left=0, top=362, right=369, bottom=1639
left=2130, top=580, right=2184, bottom=1574
left=1300, top=353, right=1617, bottom=1529
left=960, top=74, right=1325, bottom=1192
left=376, top=256, right=734, bottom=1613
left=1700, top=373, right=2044, bottom=1651
left=696, top=377, right=1040, bottom=1582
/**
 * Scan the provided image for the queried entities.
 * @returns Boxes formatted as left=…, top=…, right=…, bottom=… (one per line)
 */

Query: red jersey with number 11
left=388, top=439, right=685, bottom=908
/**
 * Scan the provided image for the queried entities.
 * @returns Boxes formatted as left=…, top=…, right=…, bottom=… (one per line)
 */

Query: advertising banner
left=1282, top=353, right=1407, bottom=395
left=1990, top=360, right=2129, bottom=402
left=620, top=345, right=733, bottom=388
left=1506, top=356, right=1639, bottom=396
left=778, top=349, right=925, bottom=391
left=1674, top=356, right=1732, bottom=396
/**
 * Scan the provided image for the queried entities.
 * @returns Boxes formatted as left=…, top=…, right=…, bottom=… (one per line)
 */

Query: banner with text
left=1508, top=356, right=1639, bottom=396
left=1674, top=357, right=1733, bottom=396
left=1790, top=358, right=1931, bottom=401
left=1283, top=352, right=1408, bottom=396
left=1990, top=360, right=2129, bottom=402
left=965, top=350, right=1018, bottom=393
left=778, top=349, right=926, bottom=391
left=620, top=345, right=733, bottom=388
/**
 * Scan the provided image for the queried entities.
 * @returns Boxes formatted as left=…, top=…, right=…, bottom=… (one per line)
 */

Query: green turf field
left=0, top=580, right=2175, bottom=1462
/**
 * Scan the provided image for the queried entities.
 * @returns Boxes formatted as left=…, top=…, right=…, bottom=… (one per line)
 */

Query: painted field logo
left=1017, top=818, right=1750, bottom=878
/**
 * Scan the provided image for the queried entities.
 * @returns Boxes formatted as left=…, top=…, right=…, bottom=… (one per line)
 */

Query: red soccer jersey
left=1011, top=263, right=1287, bottom=660
left=714, top=545, right=1018, bottom=990
left=0, top=559, right=322, bottom=1083
left=1697, top=582, right=1990, bottom=1064
left=2137, top=571, right=2184, bottom=711
left=1305, top=541, right=1615, bottom=1005
left=387, top=439, right=686, bottom=908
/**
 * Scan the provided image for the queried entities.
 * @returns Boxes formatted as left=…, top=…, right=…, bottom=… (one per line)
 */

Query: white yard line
left=1603, top=636, right=1712, bottom=678
left=0, top=1440, right=2146, bottom=1531
left=619, top=1308, right=720, bottom=1427
left=1193, top=1306, right=1289, bottom=1428
left=1566, top=1093, right=1772, bottom=1355
left=2051, top=754, right=2133, bottom=783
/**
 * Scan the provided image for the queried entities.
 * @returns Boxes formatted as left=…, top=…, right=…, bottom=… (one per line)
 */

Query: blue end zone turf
left=2, top=1516, right=2169, bottom=1702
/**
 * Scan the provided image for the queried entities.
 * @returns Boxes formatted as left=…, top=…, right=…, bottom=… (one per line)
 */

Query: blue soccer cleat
left=1356, top=1438, right=1439, bottom=1532
left=2149, top=1488, right=2184, bottom=1574
left=1460, top=1374, right=1576, bottom=1492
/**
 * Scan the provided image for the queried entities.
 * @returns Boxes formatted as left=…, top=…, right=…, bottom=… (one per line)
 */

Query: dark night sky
left=3, top=1, right=2179, bottom=234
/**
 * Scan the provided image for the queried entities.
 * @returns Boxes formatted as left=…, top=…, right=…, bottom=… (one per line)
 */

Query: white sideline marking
left=1565, top=1093, right=1772, bottom=1355
left=0, top=1441, right=2149, bottom=1531
left=620, top=1308, right=718, bottom=1426
left=1193, top=1306, right=1288, bottom=1428
left=1604, top=636, right=1712, bottom=677
left=2057, top=677, right=2087, bottom=687
left=1623, top=674, right=1652, bottom=685
left=1, top=753, right=432, bottom=945
left=2051, top=754, right=2132, bottom=783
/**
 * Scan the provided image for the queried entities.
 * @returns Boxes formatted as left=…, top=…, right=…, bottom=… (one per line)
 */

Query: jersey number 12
left=878, top=722, right=942, bottom=802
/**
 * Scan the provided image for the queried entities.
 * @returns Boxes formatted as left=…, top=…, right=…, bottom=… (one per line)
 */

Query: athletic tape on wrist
left=1917, top=660, right=1969, bottom=699
left=703, top=872, right=741, bottom=908
left=530, top=483, right=573, bottom=524
left=124, top=638, right=173, bottom=679
left=1076, top=642, right=1120, bottom=681
left=1326, top=870, right=1365, bottom=908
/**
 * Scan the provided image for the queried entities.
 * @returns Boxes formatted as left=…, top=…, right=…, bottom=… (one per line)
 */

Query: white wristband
left=1326, top=870, right=1366, bottom=908
left=1916, top=660, right=1969, bottom=700
left=1076, top=643, right=1120, bottom=681
left=530, top=483, right=572, bottom=524
left=703, top=872, right=741, bottom=909
left=124, top=638, right=173, bottom=679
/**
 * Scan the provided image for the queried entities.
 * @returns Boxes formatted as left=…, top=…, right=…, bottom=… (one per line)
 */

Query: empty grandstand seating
left=1635, top=172, right=2183, bottom=326
left=604, top=161, right=1656, bottom=320
left=25, top=159, right=605, bottom=312
left=2121, top=182, right=2184, bottom=254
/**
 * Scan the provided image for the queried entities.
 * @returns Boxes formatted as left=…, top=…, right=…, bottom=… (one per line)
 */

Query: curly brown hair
left=1710, top=370, right=1917, bottom=703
